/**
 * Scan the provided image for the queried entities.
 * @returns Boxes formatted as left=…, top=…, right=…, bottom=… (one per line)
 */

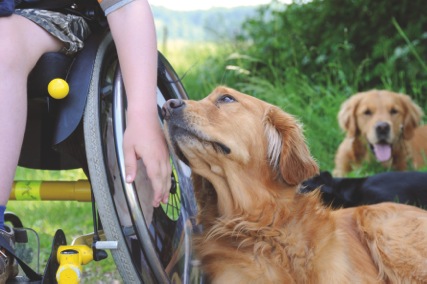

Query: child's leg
left=0, top=14, right=64, bottom=282
left=0, top=14, right=63, bottom=221
left=0, top=12, right=91, bottom=281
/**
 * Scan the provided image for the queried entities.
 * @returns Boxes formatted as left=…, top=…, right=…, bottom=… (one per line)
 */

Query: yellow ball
left=48, top=78, right=69, bottom=99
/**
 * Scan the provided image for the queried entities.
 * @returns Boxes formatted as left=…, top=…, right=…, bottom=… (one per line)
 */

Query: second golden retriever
left=334, top=89, right=427, bottom=177
left=163, top=86, right=427, bottom=283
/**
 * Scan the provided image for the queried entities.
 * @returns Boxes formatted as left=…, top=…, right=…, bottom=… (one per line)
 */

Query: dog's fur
left=333, top=90, right=427, bottom=177
left=163, top=86, right=427, bottom=283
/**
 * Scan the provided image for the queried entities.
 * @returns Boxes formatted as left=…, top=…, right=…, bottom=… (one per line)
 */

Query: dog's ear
left=264, top=106, right=319, bottom=186
left=400, top=94, right=423, bottom=140
left=338, top=95, right=360, bottom=137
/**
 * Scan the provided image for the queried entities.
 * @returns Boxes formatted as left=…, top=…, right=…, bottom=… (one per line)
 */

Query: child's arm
left=106, top=0, right=171, bottom=207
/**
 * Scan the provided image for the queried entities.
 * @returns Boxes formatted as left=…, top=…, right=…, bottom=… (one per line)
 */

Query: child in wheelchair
left=0, top=0, right=171, bottom=281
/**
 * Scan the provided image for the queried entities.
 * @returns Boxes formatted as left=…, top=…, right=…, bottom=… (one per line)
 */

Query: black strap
left=0, top=233, right=42, bottom=281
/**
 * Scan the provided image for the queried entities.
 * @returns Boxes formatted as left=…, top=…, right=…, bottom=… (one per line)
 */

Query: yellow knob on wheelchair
left=48, top=78, right=69, bottom=99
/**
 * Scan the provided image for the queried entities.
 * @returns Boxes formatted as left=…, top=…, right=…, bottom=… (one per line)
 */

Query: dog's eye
left=390, top=108, right=398, bottom=115
left=217, top=95, right=236, bottom=104
left=363, top=109, right=372, bottom=116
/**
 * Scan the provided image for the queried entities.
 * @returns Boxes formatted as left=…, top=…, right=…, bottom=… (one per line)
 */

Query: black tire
left=83, top=32, right=201, bottom=283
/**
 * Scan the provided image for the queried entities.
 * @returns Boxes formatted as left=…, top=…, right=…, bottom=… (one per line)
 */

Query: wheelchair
left=8, top=1, right=202, bottom=283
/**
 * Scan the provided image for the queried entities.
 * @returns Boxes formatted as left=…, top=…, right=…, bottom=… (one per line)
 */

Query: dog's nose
left=375, top=122, right=390, bottom=139
left=162, top=99, right=185, bottom=120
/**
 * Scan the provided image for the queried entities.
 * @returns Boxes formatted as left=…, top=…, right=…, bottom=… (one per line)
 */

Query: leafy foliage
left=236, top=0, right=427, bottom=101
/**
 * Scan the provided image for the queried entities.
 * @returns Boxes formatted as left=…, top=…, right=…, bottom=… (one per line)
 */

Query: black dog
left=301, top=171, right=427, bottom=209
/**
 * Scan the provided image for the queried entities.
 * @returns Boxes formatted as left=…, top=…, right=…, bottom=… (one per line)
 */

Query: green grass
left=160, top=40, right=246, bottom=99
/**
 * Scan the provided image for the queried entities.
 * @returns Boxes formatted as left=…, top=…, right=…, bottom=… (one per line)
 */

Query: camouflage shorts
left=14, top=9, right=92, bottom=55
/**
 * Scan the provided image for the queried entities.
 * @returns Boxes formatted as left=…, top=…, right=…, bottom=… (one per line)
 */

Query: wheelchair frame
left=10, top=26, right=202, bottom=283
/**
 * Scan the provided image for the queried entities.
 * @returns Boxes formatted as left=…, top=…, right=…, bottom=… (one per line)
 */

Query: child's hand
left=123, top=119, right=171, bottom=207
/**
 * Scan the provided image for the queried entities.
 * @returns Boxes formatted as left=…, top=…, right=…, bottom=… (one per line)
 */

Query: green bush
left=236, top=0, right=427, bottom=99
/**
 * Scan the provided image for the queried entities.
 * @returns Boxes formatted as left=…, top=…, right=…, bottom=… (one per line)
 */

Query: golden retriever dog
left=162, top=86, right=427, bottom=283
left=333, top=89, right=427, bottom=177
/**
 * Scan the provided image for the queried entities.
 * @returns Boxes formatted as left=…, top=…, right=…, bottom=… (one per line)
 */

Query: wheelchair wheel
left=83, top=32, right=201, bottom=283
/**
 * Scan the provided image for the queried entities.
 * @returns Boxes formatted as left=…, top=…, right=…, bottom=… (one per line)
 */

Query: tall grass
left=160, top=40, right=246, bottom=99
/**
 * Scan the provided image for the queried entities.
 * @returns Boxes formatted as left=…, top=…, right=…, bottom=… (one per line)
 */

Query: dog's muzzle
left=162, top=98, right=185, bottom=120
left=375, top=121, right=390, bottom=142
left=371, top=121, right=392, bottom=162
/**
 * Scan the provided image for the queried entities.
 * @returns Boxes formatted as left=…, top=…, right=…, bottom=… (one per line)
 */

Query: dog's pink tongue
left=373, top=144, right=391, bottom=162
